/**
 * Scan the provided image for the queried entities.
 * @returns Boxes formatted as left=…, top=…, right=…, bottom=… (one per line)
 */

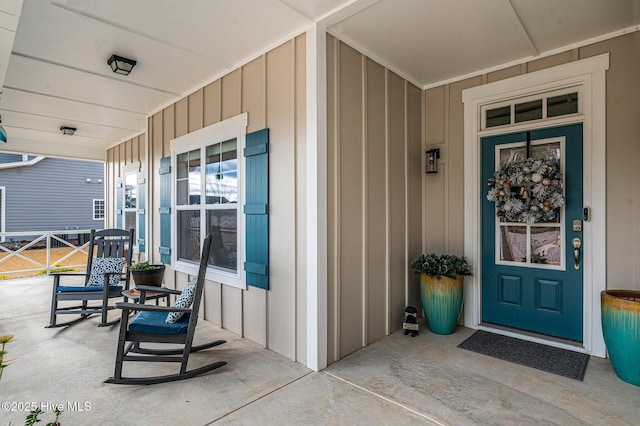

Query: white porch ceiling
left=0, top=0, right=638, bottom=159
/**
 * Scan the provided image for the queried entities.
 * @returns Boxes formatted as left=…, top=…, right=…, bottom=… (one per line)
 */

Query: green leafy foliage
left=411, top=254, right=472, bottom=279
left=23, top=407, right=63, bottom=426
left=129, top=261, right=161, bottom=271
left=0, top=334, right=14, bottom=380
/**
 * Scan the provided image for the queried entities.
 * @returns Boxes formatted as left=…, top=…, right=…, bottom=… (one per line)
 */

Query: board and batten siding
left=0, top=157, right=104, bottom=232
left=106, top=35, right=308, bottom=363
left=424, top=31, right=640, bottom=293
left=326, top=35, right=423, bottom=363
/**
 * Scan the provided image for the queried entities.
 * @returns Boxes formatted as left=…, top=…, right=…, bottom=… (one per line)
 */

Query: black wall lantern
left=108, top=54, right=137, bottom=75
left=425, top=148, right=440, bottom=174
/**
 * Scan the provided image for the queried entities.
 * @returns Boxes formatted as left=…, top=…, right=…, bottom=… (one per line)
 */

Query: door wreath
left=487, top=157, right=564, bottom=223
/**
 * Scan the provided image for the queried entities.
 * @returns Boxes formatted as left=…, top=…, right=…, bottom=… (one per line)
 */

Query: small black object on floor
left=457, top=330, right=589, bottom=381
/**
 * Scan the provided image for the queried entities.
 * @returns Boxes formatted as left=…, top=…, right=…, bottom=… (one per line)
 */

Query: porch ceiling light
left=107, top=54, right=137, bottom=75
left=60, top=126, right=76, bottom=136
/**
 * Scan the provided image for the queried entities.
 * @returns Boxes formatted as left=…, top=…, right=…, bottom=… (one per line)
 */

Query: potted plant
left=411, top=253, right=472, bottom=335
left=129, top=261, right=165, bottom=287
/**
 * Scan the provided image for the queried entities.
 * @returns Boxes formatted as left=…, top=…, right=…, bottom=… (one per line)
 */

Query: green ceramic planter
left=420, top=274, right=464, bottom=335
left=601, top=290, right=640, bottom=386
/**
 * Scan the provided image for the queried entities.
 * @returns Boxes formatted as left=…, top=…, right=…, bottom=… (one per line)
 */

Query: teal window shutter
left=137, top=172, right=146, bottom=253
left=116, top=177, right=123, bottom=229
left=159, top=157, right=172, bottom=264
left=244, top=128, right=269, bottom=290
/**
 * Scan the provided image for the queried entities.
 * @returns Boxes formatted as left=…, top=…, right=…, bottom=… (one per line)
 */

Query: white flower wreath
left=487, top=157, right=564, bottom=223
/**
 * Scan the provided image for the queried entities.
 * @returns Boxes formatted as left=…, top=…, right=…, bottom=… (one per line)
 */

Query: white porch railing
left=0, top=229, right=92, bottom=277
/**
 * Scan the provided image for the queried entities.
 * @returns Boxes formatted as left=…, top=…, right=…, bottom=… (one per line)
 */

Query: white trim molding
left=462, top=53, right=609, bottom=357
left=0, top=155, right=44, bottom=169
left=306, top=24, right=328, bottom=372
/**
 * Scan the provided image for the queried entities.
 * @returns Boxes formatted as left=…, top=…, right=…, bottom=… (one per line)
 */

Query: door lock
left=572, top=238, right=582, bottom=270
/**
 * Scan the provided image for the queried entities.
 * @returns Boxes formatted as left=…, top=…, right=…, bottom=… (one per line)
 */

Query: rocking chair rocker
left=105, top=234, right=226, bottom=385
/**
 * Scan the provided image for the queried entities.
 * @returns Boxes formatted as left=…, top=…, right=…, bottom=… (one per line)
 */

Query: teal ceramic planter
left=601, top=290, right=640, bottom=386
left=420, top=274, right=464, bottom=335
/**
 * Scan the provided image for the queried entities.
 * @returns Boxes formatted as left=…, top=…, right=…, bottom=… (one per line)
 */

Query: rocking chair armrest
left=51, top=271, right=87, bottom=277
left=51, top=271, right=89, bottom=288
left=114, top=302, right=191, bottom=313
left=135, top=285, right=181, bottom=295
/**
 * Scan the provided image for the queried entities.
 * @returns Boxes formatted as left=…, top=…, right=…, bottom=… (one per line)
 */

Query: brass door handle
left=572, top=238, right=582, bottom=270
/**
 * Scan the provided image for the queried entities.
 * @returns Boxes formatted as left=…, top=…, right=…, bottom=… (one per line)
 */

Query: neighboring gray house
left=0, top=153, right=104, bottom=242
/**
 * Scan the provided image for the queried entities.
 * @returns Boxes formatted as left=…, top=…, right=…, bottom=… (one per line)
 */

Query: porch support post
left=306, top=23, right=328, bottom=371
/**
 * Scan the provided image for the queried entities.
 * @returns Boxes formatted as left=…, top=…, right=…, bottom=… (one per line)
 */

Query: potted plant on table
left=129, top=261, right=165, bottom=287
left=411, top=253, right=472, bottom=335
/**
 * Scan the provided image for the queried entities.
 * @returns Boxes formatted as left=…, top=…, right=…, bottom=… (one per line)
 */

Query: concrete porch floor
left=1, top=276, right=639, bottom=425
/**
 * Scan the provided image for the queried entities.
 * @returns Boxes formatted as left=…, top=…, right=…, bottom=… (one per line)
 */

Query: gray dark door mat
left=457, top=330, right=589, bottom=380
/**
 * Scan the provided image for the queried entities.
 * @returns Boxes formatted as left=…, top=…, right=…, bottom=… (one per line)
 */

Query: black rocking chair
left=47, top=228, right=134, bottom=328
left=105, top=234, right=226, bottom=385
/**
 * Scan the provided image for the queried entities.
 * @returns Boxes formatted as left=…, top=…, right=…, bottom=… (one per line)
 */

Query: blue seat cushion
left=129, top=311, right=191, bottom=335
left=58, top=285, right=123, bottom=293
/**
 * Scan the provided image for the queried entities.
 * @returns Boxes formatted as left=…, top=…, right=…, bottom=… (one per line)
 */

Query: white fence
left=0, top=229, right=92, bottom=276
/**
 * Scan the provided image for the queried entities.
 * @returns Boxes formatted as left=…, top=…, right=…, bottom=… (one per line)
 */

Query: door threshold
left=477, top=323, right=587, bottom=354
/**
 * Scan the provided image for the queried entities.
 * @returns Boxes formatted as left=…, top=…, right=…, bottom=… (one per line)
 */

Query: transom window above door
left=482, top=88, right=580, bottom=130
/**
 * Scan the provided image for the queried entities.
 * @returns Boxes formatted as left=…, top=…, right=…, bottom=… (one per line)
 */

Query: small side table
left=122, top=287, right=170, bottom=306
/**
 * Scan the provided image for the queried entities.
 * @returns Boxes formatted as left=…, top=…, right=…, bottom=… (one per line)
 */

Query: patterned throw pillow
left=166, top=277, right=198, bottom=324
left=87, top=257, right=126, bottom=286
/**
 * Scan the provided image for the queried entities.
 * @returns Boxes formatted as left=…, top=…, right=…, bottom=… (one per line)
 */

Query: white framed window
left=170, top=113, right=247, bottom=289
left=119, top=162, right=140, bottom=249
left=93, top=199, right=105, bottom=220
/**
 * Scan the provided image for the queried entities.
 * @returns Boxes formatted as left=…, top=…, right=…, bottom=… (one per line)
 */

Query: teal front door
left=481, top=124, right=584, bottom=341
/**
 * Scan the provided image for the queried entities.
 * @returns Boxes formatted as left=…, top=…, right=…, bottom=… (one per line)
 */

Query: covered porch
left=1, top=276, right=638, bottom=425
left=1, top=3, right=640, bottom=420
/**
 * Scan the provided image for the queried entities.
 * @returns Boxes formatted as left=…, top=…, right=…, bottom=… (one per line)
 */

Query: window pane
left=486, top=106, right=511, bottom=128
left=499, top=145, right=527, bottom=168
left=500, top=225, right=526, bottom=262
left=177, top=149, right=201, bottom=206
left=188, top=150, right=201, bottom=205
left=531, top=141, right=560, bottom=162
left=124, top=173, right=136, bottom=209
left=177, top=210, right=201, bottom=262
left=124, top=211, right=136, bottom=234
left=177, top=180, right=189, bottom=205
left=547, top=92, right=578, bottom=118
left=531, top=226, right=561, bottom=265
left=206, top=209, right=237, bottom=272
left=206, top=139, right=238, bottom=204
left=177, top=153, right=189, bottom=179
left=515, top=100, right=542, bottom=123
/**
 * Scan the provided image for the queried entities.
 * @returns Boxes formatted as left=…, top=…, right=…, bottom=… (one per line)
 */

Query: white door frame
left=462, top=54, right=609, bottom=357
